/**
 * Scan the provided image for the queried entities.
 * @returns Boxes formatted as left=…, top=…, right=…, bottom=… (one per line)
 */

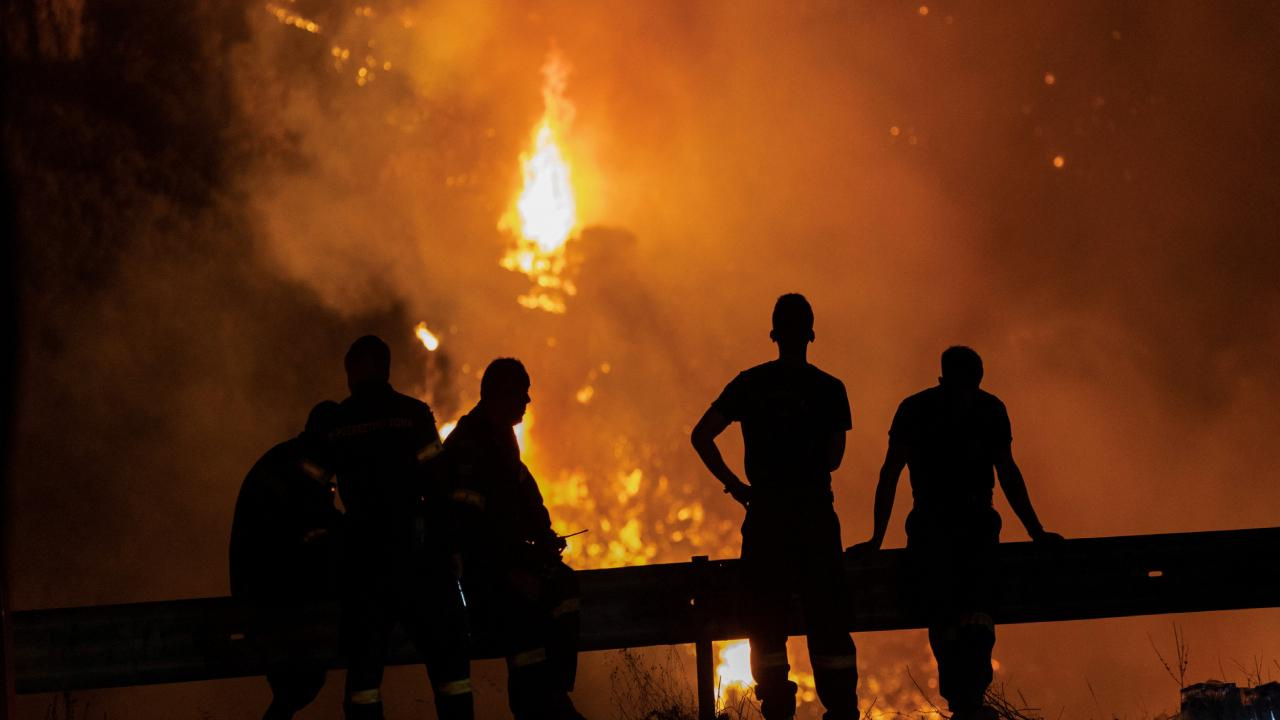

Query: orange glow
left=414, top=322, right=441, bottom=351
left=1053, top=154, right=1066, bottom=168
left=716, top=640, right=754, bottom=703
left=1044, top=72, right=1057, bottom=85
left=498, top=51, right=580, bottom=313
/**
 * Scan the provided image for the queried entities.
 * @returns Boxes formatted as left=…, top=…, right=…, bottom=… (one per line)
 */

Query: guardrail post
left=692, top=555, right=715, bottom=720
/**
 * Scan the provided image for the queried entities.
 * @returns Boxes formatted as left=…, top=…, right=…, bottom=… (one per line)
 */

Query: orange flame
left=716, top=640, right=754, bottom=703
left=499, top=51, right=579, bottom=313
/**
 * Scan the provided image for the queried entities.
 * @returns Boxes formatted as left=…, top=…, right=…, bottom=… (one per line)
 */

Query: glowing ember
left=499, top=51, right=580, bottom=313
left=414, top=322, right=441, bottom=351
left=1053, top=154, right=1066, bottom=168
left=265, top=3, right=320, bottom=33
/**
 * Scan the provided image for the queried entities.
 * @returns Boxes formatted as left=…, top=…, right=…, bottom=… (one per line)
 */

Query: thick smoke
left=7, top=1, right=1280, bottom=718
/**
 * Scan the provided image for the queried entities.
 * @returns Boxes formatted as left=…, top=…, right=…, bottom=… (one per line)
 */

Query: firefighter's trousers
left=742, top=503, right=858, bottom=720
left=340, top=558, right=473, bottom=720
left=264, top=668, right=325, bottom=720
left=244, top=603, right=329, bottom=720
left=467, top=558, right=581, bottom=719
left=906, top=507, right=1002, bottom=715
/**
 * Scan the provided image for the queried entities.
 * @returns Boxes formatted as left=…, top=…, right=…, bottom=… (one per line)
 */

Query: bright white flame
left=514, top=407, right=531, bottom=454
left=716, top=640, right=754, bottom=703
left=498, top=51, right=579, bottom=313
left=513, top=121, right=576, bottom=253
left=438, top=420, right=457, bottom=440
left=414, top=322, right=440, bottom=351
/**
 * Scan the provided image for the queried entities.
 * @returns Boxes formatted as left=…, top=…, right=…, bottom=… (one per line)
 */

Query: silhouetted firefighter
left=850, top=346, right=1062, bottom=720
left=442, top=358, right=584, bottom=720
left=692, top=294, right=859, bottom=720
left=230, top=401, right=344, bottom=720
left=328, top=336, right=472, bottom=720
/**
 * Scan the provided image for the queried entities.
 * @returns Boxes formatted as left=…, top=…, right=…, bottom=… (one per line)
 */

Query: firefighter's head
left=344, top=335, right=390, bottom=393
left=301, top=400, right=340, bottom=461
left=940, top=345, right=984, bottom=389
left=480, top=357, right=531, bottom=427
left=769, top=293, right=816, bottom=348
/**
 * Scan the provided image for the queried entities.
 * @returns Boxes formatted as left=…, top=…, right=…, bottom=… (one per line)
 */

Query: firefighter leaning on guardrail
left=442, top=357, right=585, bottom=720
left=849, top=346, right=1062, bottom=720
left=692, top=293, right=860, bottom=720
left=328, top=335, right=473, bottom=720
left=230, top=400, right=344, bottom=720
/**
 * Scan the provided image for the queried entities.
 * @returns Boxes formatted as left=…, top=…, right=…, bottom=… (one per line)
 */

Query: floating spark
left=414, top=322, right=441, bottom=351
left=265, top=3, right=320, bottom=33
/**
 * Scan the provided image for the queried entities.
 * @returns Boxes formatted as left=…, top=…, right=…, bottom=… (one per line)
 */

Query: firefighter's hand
left=845, top=539, right=882, bottom=558
left=550, top=534, right=568, bottom=555
left=723, top=479, right=752, bottom=508
left=1030, top=528, right=1064, bottom=543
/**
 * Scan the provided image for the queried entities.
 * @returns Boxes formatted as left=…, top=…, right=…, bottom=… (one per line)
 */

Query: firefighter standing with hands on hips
left=692, top=294, right=860, bottom=720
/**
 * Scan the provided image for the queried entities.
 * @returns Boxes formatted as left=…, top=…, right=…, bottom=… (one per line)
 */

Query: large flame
left=716, top=640, right=754, bottom=702
left=715, top=640, right=819, bottom=712
left=499, top=51, right=579, bottom=313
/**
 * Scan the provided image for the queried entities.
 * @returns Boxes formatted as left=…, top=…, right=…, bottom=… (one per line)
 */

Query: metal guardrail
left=13, top=527, right=1280, bottom=716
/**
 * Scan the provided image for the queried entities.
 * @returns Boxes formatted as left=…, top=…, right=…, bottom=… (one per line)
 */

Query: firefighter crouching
left=443, top=358, right=585, bottom=720
left=329, top=335, right=473, bottom=720
left=230, top=400, right=344, bottom=720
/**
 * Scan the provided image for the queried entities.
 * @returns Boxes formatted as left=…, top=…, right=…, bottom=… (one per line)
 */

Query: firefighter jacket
left=329, top=381, right=450, bottom=565
left=441, top=409, right=558, bottom=570
left=230, top=436, right=342, bottom=606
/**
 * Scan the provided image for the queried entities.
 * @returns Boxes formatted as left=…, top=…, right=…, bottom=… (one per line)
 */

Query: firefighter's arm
left=849, top=441, right=907, bottom=554
left=518, top=464, right=564, bottom=558
left=826, top=431, right=847, bottom=472
left=441, top=433, right=487, bottom=518
left=691, top=407, right=751, bottom=507
left=412, top=407, right=448, bottom=496
left=995, top=446, right=1062, bottom=542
